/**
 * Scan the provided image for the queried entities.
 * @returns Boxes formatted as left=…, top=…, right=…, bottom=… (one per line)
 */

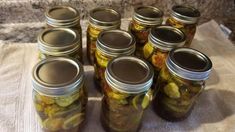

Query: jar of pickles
left=129, top=6, right=163, bottom=57
left=32, top=57, right=87, bottom=132
left=45, top=6, right=82, bottom=47
left=87, top=8, right=121, bottom=64
left=101, top=56, right=154, bottom=132
left=94, top=30, right=136, bottom=91
left=38, top=28, right=83, bottom=62
left=166, top=5, right=200, bottom=47
left=153, top=48, right=212, bottom=121
left=143, top=26, right=185, bottom=83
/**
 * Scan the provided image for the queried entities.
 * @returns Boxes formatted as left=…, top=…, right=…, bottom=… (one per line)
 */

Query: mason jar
left=87, top=8, right=121, bottom=64
left=101, top=56, right=154, bottom=132
left=153, top=48, right=212, bottom=121
left=37, top=28, right=82, bottom=62
left=166, top=5, right=200, bottom=47
left=45, top=6, right=82, bottom=48
left=32, top=57, right=87, bottom=132
left=94, top=30, right=136, bottom=91
left=129, top=6, right=163, bottom=57
left=143, top=26, right=185, bottom=86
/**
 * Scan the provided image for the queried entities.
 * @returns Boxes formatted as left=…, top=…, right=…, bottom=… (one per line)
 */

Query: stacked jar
left=94, top=30, right=136, bottom=91
left=32, top=57, right=87, bottom=132
left=129, top=6, right=163, bottom=57
left=87, top=8, right=121, bottom=64
left=166, top=5, right=201, bottom=47
left=101, top=56, right=153, bottom=131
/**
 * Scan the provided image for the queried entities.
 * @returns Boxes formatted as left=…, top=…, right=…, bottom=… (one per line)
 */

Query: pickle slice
left=43, top=118, right=64, bottom=131
left=63, top=113, right=85, bottom=130
left=55, top=96, right=74, bottom=107
left=132, top=93, right=150, bottom=110
left=40, top=95, right=55, bottom=105
left=163, top=82, right=181, bottom=99
left=143, top=42, right=154, bottom=59
left=160, top=68, right=170, bottom=81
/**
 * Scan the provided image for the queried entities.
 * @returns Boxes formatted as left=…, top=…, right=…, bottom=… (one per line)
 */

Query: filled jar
left=143, top=26, right=185, bottom=85
left=153, top=48, right=212, bottom=121
left=94, top=30, right=136, bottom=91
left=45, top=6, right=82, bottom=47
left=165, top=5, right=200, bottom=47
left=38, top=28, right=82, bottom=62
left=32, top=57, right=87, bottom=132
left=129, top=6, right=163, bottom=57
left=101, top=56, right=154, bottom=132
left=87, top=8, right=121, bottom=64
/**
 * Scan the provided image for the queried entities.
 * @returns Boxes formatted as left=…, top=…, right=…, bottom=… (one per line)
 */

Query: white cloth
left=0, top=20, right=235, bottom=132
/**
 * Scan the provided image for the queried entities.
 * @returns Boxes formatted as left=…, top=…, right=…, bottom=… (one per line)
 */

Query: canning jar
left=87, top=8, right=121, bottom=64
left=38, top=28, right=82, bottom=62
left=101, top=56, right=154, bottom=132
left=94, top=30, right=135, bottom=91
left=153, top=48, right=212, bottom=121
left=143, top=26, right=185, bottom=85
left=166, top=5, right=200, bottom=47
left=32, top=57, right=87, bottom=132
left=45, top=6, right=82, bottom=48
left=129, top=6, right=163, bottom=57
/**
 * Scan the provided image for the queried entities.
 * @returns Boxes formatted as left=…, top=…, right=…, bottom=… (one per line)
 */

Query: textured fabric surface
left=0, top=20, right=235, bottom=132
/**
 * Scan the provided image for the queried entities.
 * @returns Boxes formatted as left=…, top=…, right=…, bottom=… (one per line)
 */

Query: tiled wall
left=0, top=0, right=234, bottom=24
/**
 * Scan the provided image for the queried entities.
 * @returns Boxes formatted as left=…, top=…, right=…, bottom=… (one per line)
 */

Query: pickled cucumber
left=43, top=118, right=64, bottom=131
left=163, top=82, right=181, bottom=99
left=63, top=113, right=85, bottom=130
left=143, top=42, right=154, bottom=59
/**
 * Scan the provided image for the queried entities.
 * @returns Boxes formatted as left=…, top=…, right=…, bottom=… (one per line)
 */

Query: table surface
left=0, top=19, right=235, bottom=132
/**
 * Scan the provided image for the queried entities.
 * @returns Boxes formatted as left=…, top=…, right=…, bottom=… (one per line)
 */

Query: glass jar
left=32, top=57, right=87, bottom=132
left=87, top=8, right=121, bottom=64
left=143, top=26, right=185, bottom=86
left=38, top=28, right=82, bottom=62
left=129, top=6, right=163, bottom=57
left=101, top=56, right=154, bottom=132
left=94, top=30, right=136, bottom=91
left=153, top=48, right=212, bottom=121
left=165, top=5, right=201, bottom=47
left=45, top=6, right=82, bottom=49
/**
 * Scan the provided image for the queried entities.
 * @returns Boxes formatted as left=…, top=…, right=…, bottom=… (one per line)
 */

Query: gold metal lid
left=170, top=5, right=201, bottom=24
left=96, top=30, right=136, bottom=57
left=105, top=56, right=153, bottom=94
left=166, top=48, right=212, bottom=80
left=32, top=57, right=84, bottom=96
left=133, top=6, right=163, bottom=25
left=45, top=6, right=80, bottom=27
left=38, top=28, right=80, bottom=56
left=89, top=7, right=121, bottom=29
left=149, top=26, right=185, bottom=51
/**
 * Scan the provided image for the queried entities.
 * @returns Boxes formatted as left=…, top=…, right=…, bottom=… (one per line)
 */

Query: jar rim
left=32, top=57, right=84, bottom=96
left=105, top=56, right=154, bottom=94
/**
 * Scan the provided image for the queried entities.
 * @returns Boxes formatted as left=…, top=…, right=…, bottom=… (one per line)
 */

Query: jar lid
left=149, top=26, right=185, bottom=51
left=166, top=48, right=212, bottom=81
left=105, top=56, right=153, bottom=94
left=38, top=28, right=80, bottom=56
left=96, top=30, right=136, bottom=57
left=89, top=7, right=121, bottom=28
left=170, top=5, right=201, bottom=24
left=45, top=6, right=80, bottom=27
left=32, top=57, right=84, bottom=96
left=133, top=6, right=163, bottom=25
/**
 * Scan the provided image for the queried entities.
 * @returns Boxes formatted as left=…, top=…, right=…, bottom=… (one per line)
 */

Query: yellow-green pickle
left=165, top=5, right=201, bottom=47
left=153, top=48, right=212, bottom=121
left=32, top=57, right=87, bottom=132
left=87, top=8, right=121, bottom=64
left=38, top=28, right=83, bottom=62
left=143, top=26, right=185, bottom=86
left=94, top=30, right=135, bottom=91
left=129, top=6, right=163, bottom=57
left=45, top=6, right=82, bottom=48
left=101, top=56, right=154, bottom=132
